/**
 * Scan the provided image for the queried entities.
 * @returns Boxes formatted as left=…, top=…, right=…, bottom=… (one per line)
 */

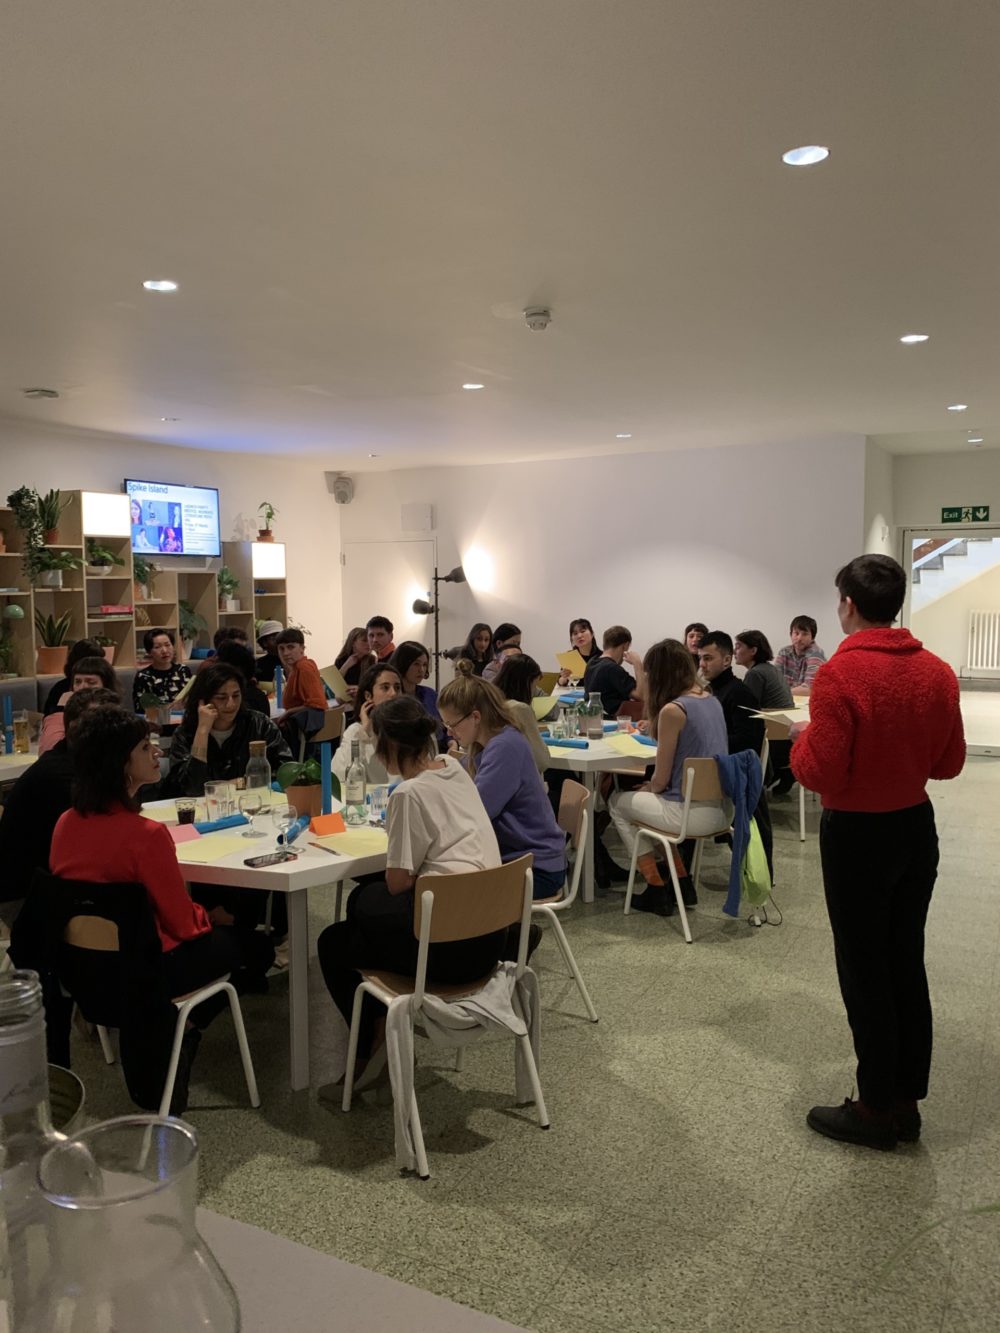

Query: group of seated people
left=0, top=604, right=824, bottom=1111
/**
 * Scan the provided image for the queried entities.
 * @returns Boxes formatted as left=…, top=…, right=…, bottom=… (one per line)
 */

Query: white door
left=341, top=540, right=437, bottom=653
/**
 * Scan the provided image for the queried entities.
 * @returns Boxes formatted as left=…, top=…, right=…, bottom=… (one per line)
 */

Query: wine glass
left=269, top=801, right=295, bottom=850
left=238, top=791, right=265, bottom=838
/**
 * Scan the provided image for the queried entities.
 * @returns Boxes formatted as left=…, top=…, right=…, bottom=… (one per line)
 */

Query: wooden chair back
left=684, top=758, right=724, bottom=801
left=414, top=854, right=533, bottom=943
left=313, top=707, right=345, bottom=744
left=557, top=779, right=589, bottom=848
left=64, top=916, right=120, bottom=951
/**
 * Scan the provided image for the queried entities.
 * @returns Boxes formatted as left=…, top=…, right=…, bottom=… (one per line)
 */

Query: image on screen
left=125, top=479, right=221, bottom=557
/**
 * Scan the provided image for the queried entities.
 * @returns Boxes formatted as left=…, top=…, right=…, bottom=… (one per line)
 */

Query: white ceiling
left=3, top=0, right=1000, bottom=467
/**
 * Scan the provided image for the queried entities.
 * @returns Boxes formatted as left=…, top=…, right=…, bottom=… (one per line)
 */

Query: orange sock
left=637, top=854, right=665, bottom=886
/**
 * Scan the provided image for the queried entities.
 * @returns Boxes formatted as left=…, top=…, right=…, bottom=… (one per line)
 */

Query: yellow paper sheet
left=556, top=649, right=587, bottom=678
left=531, top=696, right=557, bottom=720
left=319, top=663, right=352, bottom=702
left=141, top=801, right=178, bottom=824
left=312, top=828, right=388, bottom=858
left=604, top=732, right=655, bottom=758
left=175, top=834, right=251, bottom=864
left=0, top=753, right=36, bottom=769
left=536, top=671, right=560, bottom=694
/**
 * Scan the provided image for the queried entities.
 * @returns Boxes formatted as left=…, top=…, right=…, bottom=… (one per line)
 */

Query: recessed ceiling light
left=368, top=453, right=378, bottom=458
left=968, top=435, right=984, bottom=444
left=615, top=433, right=632, bottom=439
left=159, top=416, right=179, bottom=422
left=142, top=279, right=178, bottom=292
left=899, top=333, right=929, bottom=344
left=461, top=383, right=485, bottom=391
left=947, top=403, right=968, bottom=412
left=781, top=145, right=830, bottom=167
left=22, top=387, right=59, bottom=399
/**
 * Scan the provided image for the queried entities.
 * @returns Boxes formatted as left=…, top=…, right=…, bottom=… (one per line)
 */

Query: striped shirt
left=775, top=643, right=827, bottom=690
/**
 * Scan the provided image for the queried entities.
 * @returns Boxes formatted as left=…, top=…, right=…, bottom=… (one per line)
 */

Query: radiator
left=968, top=610, right=1000, bottom=670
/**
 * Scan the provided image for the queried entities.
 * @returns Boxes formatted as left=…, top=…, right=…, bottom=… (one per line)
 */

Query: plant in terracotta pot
left=34, top=608, right=74, bottom=675
left=86, top=540, right=125, bottom=576
left=275, top=758, right=328, bottom=819
left=37, top=489, right=70, bottom=545
left=93, top=634, right=116, bottom=664
left=256, top=501, right=277, bottom=542
left=33, top=548, right=84, bottom=590
left=217, top=565, right=240, bottom=612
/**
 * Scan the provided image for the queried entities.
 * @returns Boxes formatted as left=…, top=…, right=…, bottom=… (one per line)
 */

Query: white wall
left=912, top=560, right=1000, bottom=675
left=894, top=451, right=1000, bottom=528
left=0, top=420, right=343, bottom=663
left=863, top=441, right=895, bottom=556
left=338, top=435, right=867, bottom=666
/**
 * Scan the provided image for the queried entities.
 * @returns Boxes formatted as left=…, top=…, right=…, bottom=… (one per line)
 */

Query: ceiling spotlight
left=968, top=435, right=984, bottom=444
left=615, top=433, right=632, bottom=440
left=947, top=404, right=968, bottom=412
left=368, top=453, right=378, bottom=458
left=22, top=387, right=59, bottom=399
left=781, top=145, right=830, bottom=167
left=142, top=279, right=178, bottom=292
left=899, top=333, right=929, bottom=344
left=159, top=416, right=179, bottom=422
left=462, top=383, right=485, bottom=391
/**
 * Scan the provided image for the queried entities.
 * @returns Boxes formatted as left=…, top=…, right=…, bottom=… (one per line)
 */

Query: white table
left=143, top=799, right=387, bottom=1092
left=0, top=750, right=38, bottom=784
left=543, top=736, right=654, bottom=902
left=198, top=1210, right=528, bottom=1332
left=755, top=702, right=812, bottom=841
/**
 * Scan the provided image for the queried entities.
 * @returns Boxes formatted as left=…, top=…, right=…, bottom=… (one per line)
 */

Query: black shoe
left=169, top=1028, right=202, bottom=1116
left=770, top=776, right=795, bottom=798
left=595, top=849, right=629, bottom=887
left=806, top=1098, right=897, bottom=1151
left=678, top=876, right=698, bottom=908
left=632, top=884, right=674, bottom=916
left=526, top=923, right=543, bottom=960
left=894, top=1108, right=922, bottom=1142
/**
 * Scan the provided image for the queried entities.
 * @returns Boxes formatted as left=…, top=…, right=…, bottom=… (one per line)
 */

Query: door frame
left=899, top=524, right=1000, bottom=629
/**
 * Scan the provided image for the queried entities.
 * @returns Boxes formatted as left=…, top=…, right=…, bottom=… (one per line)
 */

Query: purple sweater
left=471, top=727, right=566, bottom=873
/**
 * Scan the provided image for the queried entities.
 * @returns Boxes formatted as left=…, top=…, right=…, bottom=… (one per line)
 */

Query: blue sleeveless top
left=663, top=693, right=729, bottom=802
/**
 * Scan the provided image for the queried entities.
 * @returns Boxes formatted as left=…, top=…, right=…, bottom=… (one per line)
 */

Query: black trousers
left=161, top=926, right=275, bottom=1025
left=317, top=881, right=505, bottom=1060
left=820, top=802, right=939, bottom=1110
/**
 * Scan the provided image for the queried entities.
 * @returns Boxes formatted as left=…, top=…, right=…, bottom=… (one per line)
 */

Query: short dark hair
left=215, top=640, right=258, bottom=683
left=602, top=625, right=632, bottom=650
left=389, top=641, right=430, bottom=679
left=492, top=623, right=521, bottom=652
left=62, top=638, right=106, bottom=681
left=64, top=686, right=119, bottom=733
left=71, top=706, right=151, bottom=814
left=370, top=695, right=437, bottom=769
left=181, top=663, right=244, bottom=732
left=685, top=622, right=709, bottom=639
left=276, top=628, right=305, bottom=647
left=357, top=662, right=403, bottom=701
left=789, top=615, right=818, bottom=638
left=213, top=626, right=247, bottom=650
left=143, top=627, right=175, bottom=654
left=699, top=630, right=734, bottom=655
left=366, top=615, right=393, bottom=635
left=493, top=654, right=542, bottom=705
left=71, top=657, right=120, bottom=694
left=835, top=555, right=906, bottom=624
left=734, top=630, right=773, bottom=664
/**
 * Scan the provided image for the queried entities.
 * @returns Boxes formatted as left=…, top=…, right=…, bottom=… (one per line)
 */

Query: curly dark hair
left=180, top=663, right=244, bottom=732
left=70, top=706, right=151, bottom=814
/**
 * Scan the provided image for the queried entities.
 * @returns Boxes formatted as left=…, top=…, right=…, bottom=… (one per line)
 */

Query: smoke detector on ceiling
left=523, top=307, right=552, bottom=332
left=22, top=387, right=60, bottom=399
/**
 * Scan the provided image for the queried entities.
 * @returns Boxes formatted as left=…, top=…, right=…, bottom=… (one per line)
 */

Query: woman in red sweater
left=50, top=706, right=274, bottom=1010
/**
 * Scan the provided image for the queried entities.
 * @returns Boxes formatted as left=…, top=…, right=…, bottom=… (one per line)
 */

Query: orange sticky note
left=310, top=812, right=346, bottom=835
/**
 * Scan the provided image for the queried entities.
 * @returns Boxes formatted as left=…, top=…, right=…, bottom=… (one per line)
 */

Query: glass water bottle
left=244, top=739, right=271, bottom=792
left=585, top=692, right=605, bottom=739
left=344, top=739, right=367, bottom=826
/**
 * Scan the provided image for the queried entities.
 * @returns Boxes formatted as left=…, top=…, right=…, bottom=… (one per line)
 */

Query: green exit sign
left=942, top=505, right=990, bottom=523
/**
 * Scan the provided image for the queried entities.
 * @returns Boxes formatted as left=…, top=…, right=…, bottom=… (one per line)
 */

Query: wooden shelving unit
left=221, top=541, right=287, bottom=640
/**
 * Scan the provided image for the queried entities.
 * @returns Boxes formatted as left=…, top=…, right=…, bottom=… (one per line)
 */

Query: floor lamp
left=412, top=565, right=466, bottom=690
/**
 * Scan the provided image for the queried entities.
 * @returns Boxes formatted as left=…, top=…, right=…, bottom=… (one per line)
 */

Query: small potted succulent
left=33, top=549, right=84, bottom=590
left=86, top=540, right=125, bottom=577
left=217, top=565, right=240, bottom=612
left=257, top=501, right=277, bottom=542
left=34, top=608, right=74, bottom=675
left=37, top=489, right=70, bottom=545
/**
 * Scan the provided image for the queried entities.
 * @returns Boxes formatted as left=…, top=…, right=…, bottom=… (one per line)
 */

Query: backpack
left=741, top=818, right=771, bottom=907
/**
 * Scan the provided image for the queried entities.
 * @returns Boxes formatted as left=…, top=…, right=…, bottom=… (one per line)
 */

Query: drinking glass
left=238, top=791, right=265, bottom=838
left=204, top=781, right=235, bottom=822
left=269, top=801, right=296, bottom=849
left=175, top=798, right=197, bottom=825
left=12, top=710, right=30, bottom=754
left=369, top=786, right=389, bottom=824
left=617, top=715, right=633, bottom=733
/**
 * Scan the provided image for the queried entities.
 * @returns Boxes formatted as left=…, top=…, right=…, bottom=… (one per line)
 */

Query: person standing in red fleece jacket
left=791, top=555, right=966, bottom=1151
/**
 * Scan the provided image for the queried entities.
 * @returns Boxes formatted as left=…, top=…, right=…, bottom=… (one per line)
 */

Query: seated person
left=733, top=630, right=794, bottom=710
left=255, top=620, right=284, bottom=686
left=608, top=639, right=729, bottom=916
left=276, top=627, right=327, bottom=739
left=482, top=623, right=522, bottom=683
left=316, top=696, right=503, bottom=1095
left=332, top=663, right=403, bottom=788
left=775, top=615, right=827, bottom=697
left=214, top=640, right=270, bottom=716
left=454, top=622, right=493, bottom=677
left=38, top=656, right=121, bottom=755
left=49, top=705, right=273, bottom=1112
left=41, top=637, right=106, bottom=715
left=161, top=663, right=291, bottom=795
left=389, top=640, right=441, bottom=725
left=557, top=618, right=602, bottom=685
left=132, top=628, right=192, bottom=712
left=491, top=654, right=556, bottom=772
left=684, top=622, right=708, bottom=667
left=0, top=687, right=118, bottom=927
left=366, top=615, right=395, bottom=663
left=334, top=626, right=376, bottom=704
left=582, top=625, right=645, bottom=717
left=439, top=671, right=567, bottom=899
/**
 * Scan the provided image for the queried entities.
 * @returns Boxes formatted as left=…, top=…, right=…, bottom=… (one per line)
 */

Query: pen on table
left=309, top=841, right=345, bottom=857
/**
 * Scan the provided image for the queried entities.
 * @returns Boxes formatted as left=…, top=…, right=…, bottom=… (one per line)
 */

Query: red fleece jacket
left=791, top=628, right=965, bottom=812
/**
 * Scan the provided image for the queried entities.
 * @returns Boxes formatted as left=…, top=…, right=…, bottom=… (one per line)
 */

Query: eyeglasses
left=444, top=712, right=472, bottom=734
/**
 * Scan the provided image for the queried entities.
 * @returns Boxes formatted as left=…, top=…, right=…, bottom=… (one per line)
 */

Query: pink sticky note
left=169, top=824, right=201, bottom=844
left=310, top=812, right=346, bottom=835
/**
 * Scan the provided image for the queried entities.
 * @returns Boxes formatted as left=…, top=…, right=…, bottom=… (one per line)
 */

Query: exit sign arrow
left=942, top=505, right=990, bottom=523
left=975, top=506, right=989, bottom=520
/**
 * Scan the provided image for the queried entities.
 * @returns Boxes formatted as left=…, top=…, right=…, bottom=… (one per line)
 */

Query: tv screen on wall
left=125, top=479, right=221, bottom=558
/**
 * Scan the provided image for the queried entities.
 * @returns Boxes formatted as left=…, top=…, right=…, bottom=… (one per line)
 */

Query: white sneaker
left=272, top=940, right=289, bottom=970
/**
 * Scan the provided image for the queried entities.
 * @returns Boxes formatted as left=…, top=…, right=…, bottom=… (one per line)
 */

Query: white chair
left=532, top=779, right=598, bottom=1022
left=341, top=854, right=549, bottom=1179
left=623, top=758, right=731, bottom=943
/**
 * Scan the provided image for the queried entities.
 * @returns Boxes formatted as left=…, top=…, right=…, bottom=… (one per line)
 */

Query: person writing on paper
left=315, top=696, right=503, bottom=1098
left=276, top=627, right=327, bottom=741
left=439, top=670, right=567, bottom=899
left=556, top=618, right=601, bottom=685
left=582, top=625, right=645, bottom=718
left=48, top=705, right=274, bottom=1112
left=334, top=626, right=376, bottom=702
left=775, top=615, right=827, bottom=697
left=608, top=638, right=729, bottom=916
left=481, top=623, right=522, bottom=683
left=366, top=615, right=395, bottom=662
left=455, top=622, right=493, bottom=677
left=132, top=629, right=192, bottom=712
left=331, top=663, right=403, bottom=788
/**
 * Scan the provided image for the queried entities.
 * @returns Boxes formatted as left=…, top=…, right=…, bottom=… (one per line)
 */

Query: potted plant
left=93, top=634, right=116, bottom=664
left=132, top=556, right=156, bottom=601
left=217, top=565, right=240, bottom=612
left=33, top=549, right=84, bottom=590
left=275, top=758, right=326, bottom=819
left=86, top=540, right=125, bottom=576
left=37, top=489, right=70, bottom=545
left=257, top=501, right=277, bottom=542
left=34, top=608, right=73, bottom=675
left=178, top=599, right=207, bottom=660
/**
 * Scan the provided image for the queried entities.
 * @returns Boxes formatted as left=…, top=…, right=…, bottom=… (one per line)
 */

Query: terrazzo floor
left=72, top=757, right=1000, bottom=1332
